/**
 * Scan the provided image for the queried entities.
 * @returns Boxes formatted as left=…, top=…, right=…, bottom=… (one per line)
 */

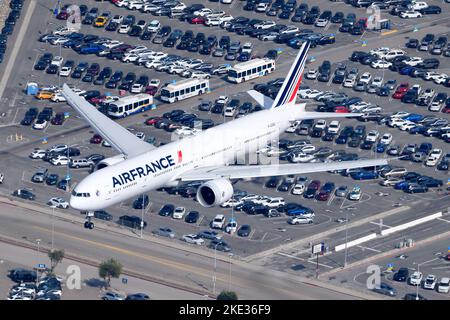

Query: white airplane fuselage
left=70, top=104, right=304, bottom=211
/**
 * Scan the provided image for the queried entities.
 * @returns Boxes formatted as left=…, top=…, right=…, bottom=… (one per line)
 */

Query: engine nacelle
left=196, top=178, right=234, bottom=207
left=95, top=154, right=126, bottom=171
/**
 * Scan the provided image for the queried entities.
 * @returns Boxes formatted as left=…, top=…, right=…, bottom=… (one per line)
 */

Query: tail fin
left=271, top=41, right=310, bottom=109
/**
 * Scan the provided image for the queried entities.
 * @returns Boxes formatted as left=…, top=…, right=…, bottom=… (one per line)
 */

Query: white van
left=438, top=277, right=450, bottom=293
left=211, top=214, right=226, bottom=229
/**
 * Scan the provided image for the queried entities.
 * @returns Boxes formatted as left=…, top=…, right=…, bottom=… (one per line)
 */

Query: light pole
left=212, top=243, right=218, bottom=295
left=228, top=253, right=233, bottom=291
left=140, top=194, right=145, bottom=238
left=343, top=209, right=349, bottom=268
left=51, top=207, right=55, bottom=250
left=36, top=239, right=41, bottom=286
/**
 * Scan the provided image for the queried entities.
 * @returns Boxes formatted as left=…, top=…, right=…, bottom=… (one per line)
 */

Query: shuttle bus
left=227, top=58, right=275, bottom=83
left=160, top=78, right=209, bottom=103
left=107, top=94, right=153, bottom=118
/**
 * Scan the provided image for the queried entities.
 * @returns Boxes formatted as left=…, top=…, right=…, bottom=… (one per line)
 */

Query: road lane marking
left=356, top=245, right=381, bottom=253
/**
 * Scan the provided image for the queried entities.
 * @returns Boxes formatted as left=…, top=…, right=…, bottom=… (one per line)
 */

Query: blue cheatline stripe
left=273, top=42, right=310, bottom=108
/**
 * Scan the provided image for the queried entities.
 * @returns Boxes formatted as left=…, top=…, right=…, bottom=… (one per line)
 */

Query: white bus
left=160, top=78, right=209, bottom=103
left=107, top=94, right=153, bottom=118
left=227, top=58, right=275, bottom=83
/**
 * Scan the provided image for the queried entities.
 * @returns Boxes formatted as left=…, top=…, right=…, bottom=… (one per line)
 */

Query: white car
left=425, top=149, right=442, bottom=166
left=33, top=119, right=48, bottom=130
left=438, top=277, right=450, bottom=293
left=379, top=177, right=403, bottom=186
left=315, top=18, right=329, bottom=27
left=371, top=77, right=383, bottom=87
left=111, top=15, right=124, bottom=24
left=424, top=72, right=445, bottom=81
left=220, top=198, right=243, bottom=208
left=288, top=216, right=313, bottom=225
left=291, top=183, right=305, bottom=195
left=366, top=130, right=379, bottom=142
left=400, top=11, right=422, bottom=18
left=118, top=24, right=131, bottom=34
left=359, top=72, right=372, bottom=84
left=255, top=2, right=270, bottom=12
left=434, top=74, right=448, bottom=84
left=182, top=234, right=205, bottom=245
left=205, top=17, right=220, bottom=26
left=399, top=122, right=416, bottom=131
left=259, top=32, right=278, bottom=41
left=241, top=42, right=253, bottom=54
left=370, top=47, right=391, bottom=57
left=314, top=119, right=327, bottom=130
left=360, top=105, right=382, bottom=113
left=289, top=152, right=314, bottom=163
left=148, top=79, right=160, bottom=88
left=383, top=49, right=406, bottom=60
left=29, top=149, right=47, bottom=159
left=147, top=20, right=160, bottom=32
left=47, top=197, right=69, bottom=209
left=380, top=133, right=393, bottom=145
left=409, top=271, right=423, bottom=286
left=388, top=117, right=408, bottom=128
left=280, top=26, right=299, bottom=35
left=285, top=121, right=300, bottom=133
left=219, top=14, right=234, bottom=24
left=193, top=8, right=213, bottom=16
left=130, top=83, right=144, bottom=93
left=411, top=1, right=428, bottom=10
left=403, top=57, right=424, bottom=66
left=423, top=274, right=437, bottom=290
left=254, top=20, right=276, bottom=29
left=327, top=120, right=340, bottom=134
left=51, top=56, right=63, bottom=67
left=371, top=60, right=392, bottom=69
left=190, top=71, right=210, bottom=79
left=348, top=186, right=362, bottom=201
left=305, top=69, right=318, bottom=80
left=343, top=78, right=356, bottom=88
left=225, top=219, right=237, bottom=233
left=211, top=214, right=226, bottom=229
left=47, top=144, right=68, bottom=153
left=391, top=111, right=410, bottom=118
left=50, top=155, right=69, bottom=166
left=51, top=92, right=66, bottom=102
left=299, top=89, right=322, bottom=99
left=206, top=11, right=226, bottom=19
left=172, top=207, right=186, bottom=219
left=59, top=66, right=72, bottom=77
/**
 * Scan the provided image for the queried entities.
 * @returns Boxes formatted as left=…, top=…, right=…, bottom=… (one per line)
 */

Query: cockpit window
left=71, top=190, right=91, bottom=197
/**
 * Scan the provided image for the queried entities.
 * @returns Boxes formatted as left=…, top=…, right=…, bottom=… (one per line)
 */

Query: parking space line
left=356, top=245, right=381, bottom=253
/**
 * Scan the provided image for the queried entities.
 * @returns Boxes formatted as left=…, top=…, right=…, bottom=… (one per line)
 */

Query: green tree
left=99, top=258, right=123, bottom=288
left=48, top=249, right=65, bottom=272
left=217, top=290, right=238, bottom=300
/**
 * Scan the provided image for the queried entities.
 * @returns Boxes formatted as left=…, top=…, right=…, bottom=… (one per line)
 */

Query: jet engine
left=196, top=178, right=234, bottom=207
left=95, top=154, right=126, bottom=171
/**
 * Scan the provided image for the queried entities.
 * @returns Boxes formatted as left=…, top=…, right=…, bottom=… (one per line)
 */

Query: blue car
left=399, top=66, right=415, bottom=75
left=376, top=143, right=387, bottom=153
left=350, top=171, right=379, bottom=180
left=403, top=114, right=424, bottom=122
left=409, top=126, right=427, bottom=135
left=393, top=180, right=409, bottom=190
left=79, top=43, right=104, bottom=54
left=286, top=206, right=314, bottom=216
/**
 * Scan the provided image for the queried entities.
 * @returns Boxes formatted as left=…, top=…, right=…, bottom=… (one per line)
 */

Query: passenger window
left=180, top=89, right=185, bottom=95
left=175, top=91, right=179, bottom=97
left=196, top=85, right=200, bottom=90
left=257, top=66, right=262, bottom=72
left=252, top=68, right=257, bottom=73
left=186, top=87, right=190, bottom=94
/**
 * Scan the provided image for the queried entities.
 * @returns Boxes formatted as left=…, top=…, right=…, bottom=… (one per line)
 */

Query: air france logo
left=112, top=154, right=178, bottom=188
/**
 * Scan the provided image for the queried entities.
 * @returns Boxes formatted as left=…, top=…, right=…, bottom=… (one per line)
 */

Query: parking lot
left=0, top=0, right=449, bottom=300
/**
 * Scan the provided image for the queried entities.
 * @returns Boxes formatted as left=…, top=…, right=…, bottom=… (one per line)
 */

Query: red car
left=392, top=91, right=406, bottom=99
left=56, top=11, right=69, bottom=20
left=442, top=107, right=450, bottom=113
left=90, top=134, right=103, bottom=144
left=89, top=95, right=106, bottom=105
left=334, top=106, right=349, bottom=113
left=145, top=85, right=158, bottom=96
left=145, top=116, right=163, bottom=126
left=190, top=16, right=206, bottom=24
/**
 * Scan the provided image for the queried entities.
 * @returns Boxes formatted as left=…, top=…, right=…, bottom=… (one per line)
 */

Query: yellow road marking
left=381, top=29, right=398, bottom=36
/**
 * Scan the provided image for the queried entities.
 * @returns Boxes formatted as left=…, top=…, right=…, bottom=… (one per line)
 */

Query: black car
left=406, top=38, right=419, bottom=48
left=45, top=174, right=59, bottom=186
left=125, top=293, right=150, bottom=300
left=393, top=267, right=409, bottom=282
left=237, top=225, right=252, bottom=237
left=265, top=176, right=281, bottom=188
left=12, top=189, right=35, bottom=200
left=9, top=269, right=37, bottom=283
left=87, top=154, right=105, bottom=164
left=208, top=240, right=231, bottom=252
left=133, top=195, right=149, bottom=209
left=185, top=211, right=199, bottom=223
left=159, top=204, right=174, bottom=216
left=118, top=215, right=147, bottom=229
left=93, top=210, right=113, bottom=221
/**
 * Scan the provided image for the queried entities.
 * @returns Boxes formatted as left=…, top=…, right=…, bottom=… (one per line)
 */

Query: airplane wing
left=62, top=84, right=155, bottom=158
left=177, top=158, right=389, bottom=181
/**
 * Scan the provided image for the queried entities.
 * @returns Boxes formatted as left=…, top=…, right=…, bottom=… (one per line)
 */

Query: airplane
left=63, top=41, right=387, bottom=212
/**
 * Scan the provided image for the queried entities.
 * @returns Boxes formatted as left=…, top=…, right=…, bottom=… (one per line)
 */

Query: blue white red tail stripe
left=271, top=41, right=310, bottom=109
